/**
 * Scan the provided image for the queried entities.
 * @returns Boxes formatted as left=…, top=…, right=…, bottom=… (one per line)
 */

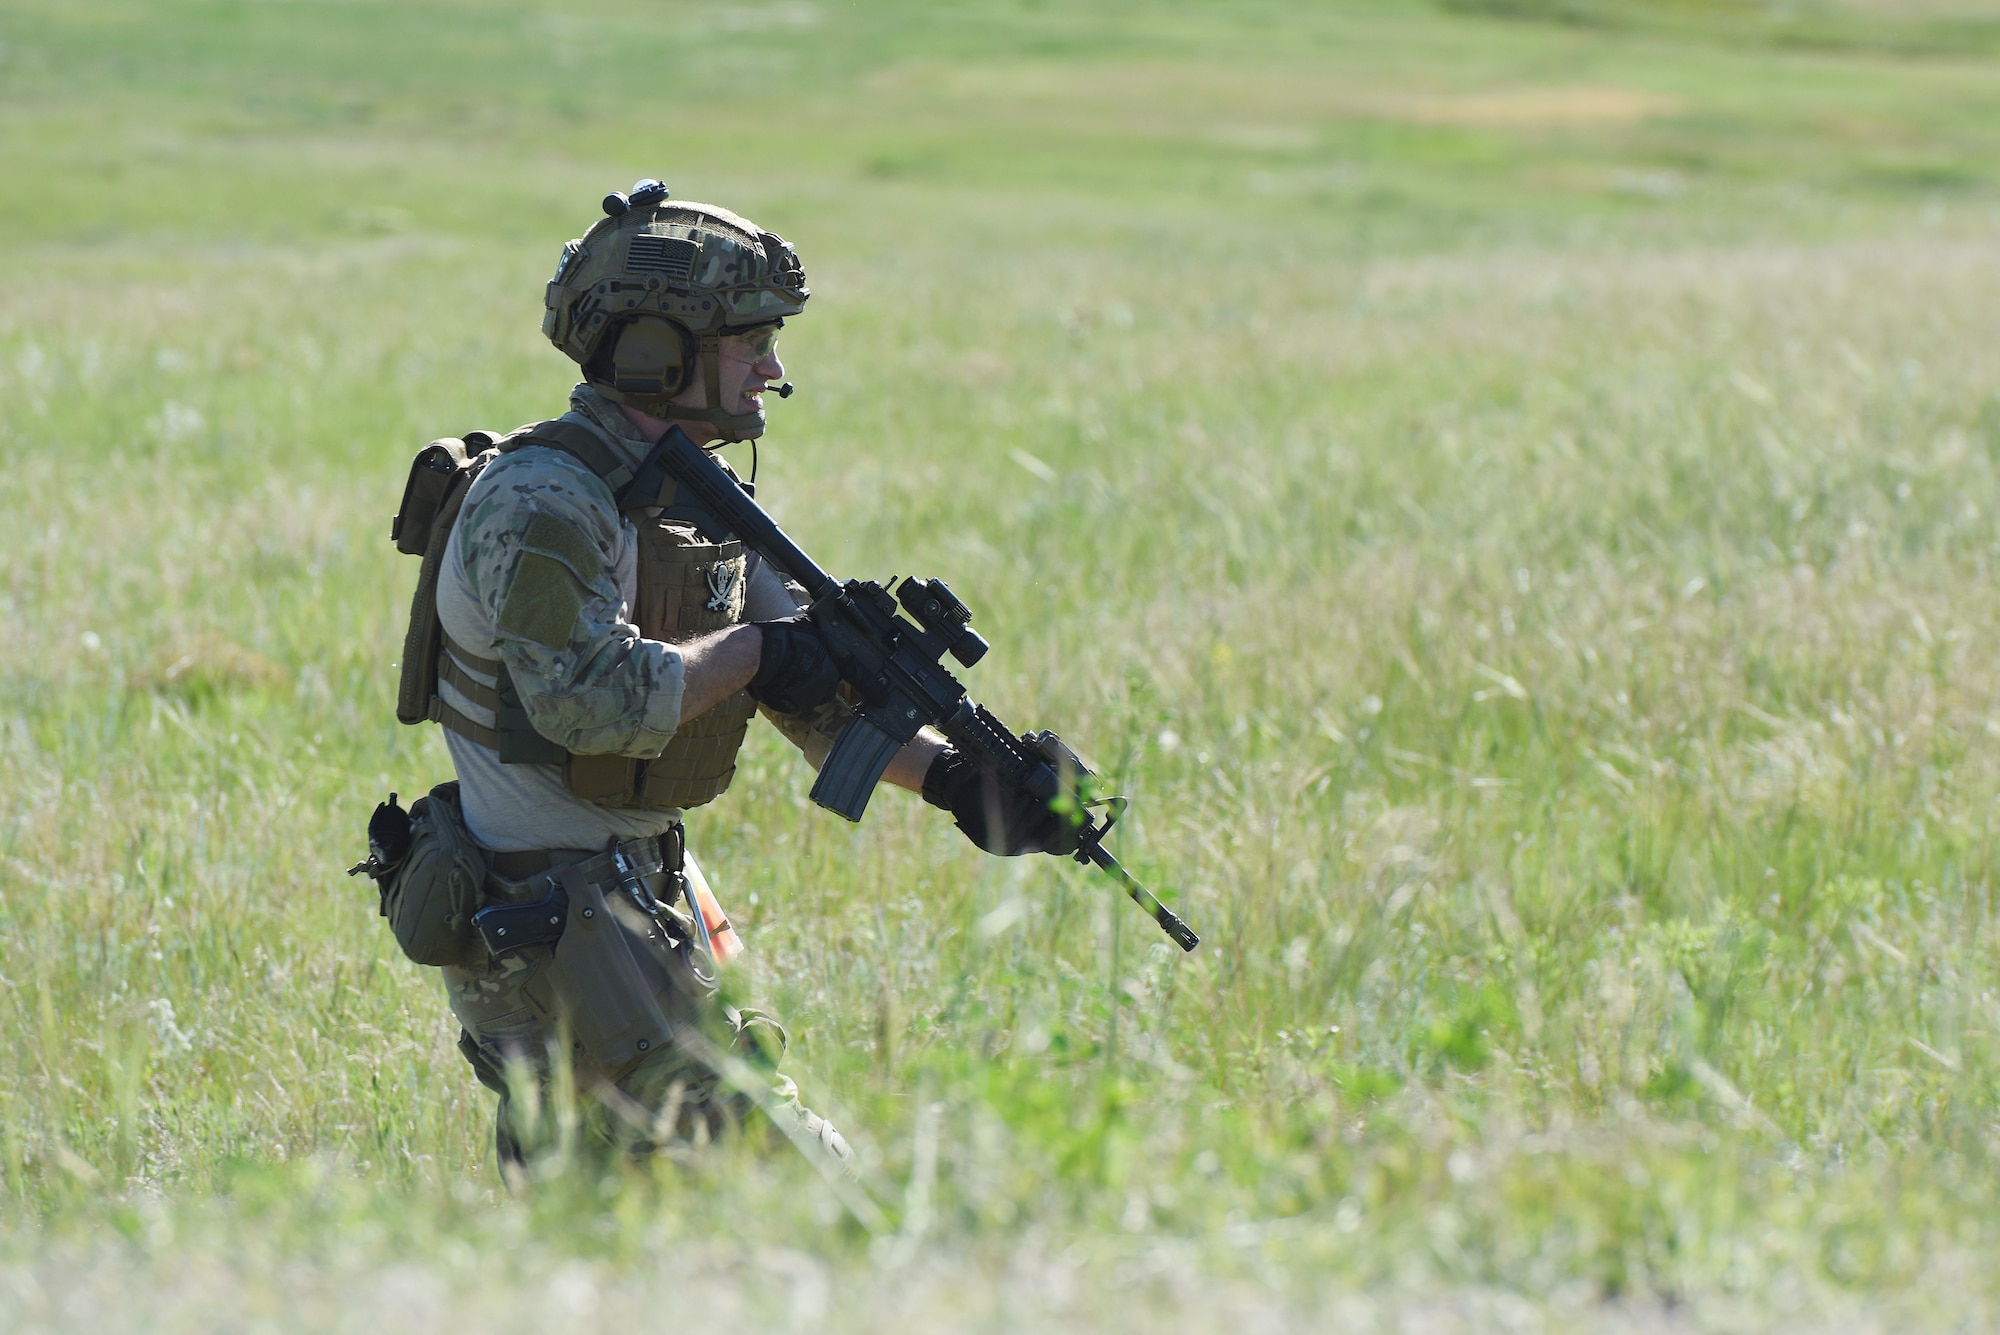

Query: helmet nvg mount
left=541, top=178, right=809, bottom=441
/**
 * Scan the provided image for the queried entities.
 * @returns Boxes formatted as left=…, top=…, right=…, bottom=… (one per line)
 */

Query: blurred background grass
left=3, top=0, right=2000, bottom=1330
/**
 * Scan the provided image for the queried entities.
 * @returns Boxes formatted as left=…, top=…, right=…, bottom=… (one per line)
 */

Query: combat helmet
left=541, top=179, right=809, bottom=441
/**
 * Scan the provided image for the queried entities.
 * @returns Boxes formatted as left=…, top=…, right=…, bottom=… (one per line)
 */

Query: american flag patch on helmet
left=628, top=234, right=698, bottom=280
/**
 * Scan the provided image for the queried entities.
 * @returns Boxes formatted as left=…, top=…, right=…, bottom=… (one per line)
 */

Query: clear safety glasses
left=720, top=322, right=782, bottom=361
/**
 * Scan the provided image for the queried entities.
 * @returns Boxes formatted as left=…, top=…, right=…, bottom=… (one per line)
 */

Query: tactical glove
left=747, top=618, right=842, bottom=715
left=922, top=746, right=1080, bottom=857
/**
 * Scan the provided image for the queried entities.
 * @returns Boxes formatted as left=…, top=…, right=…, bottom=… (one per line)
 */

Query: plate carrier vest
left=391, top=419, right=758, bottom=811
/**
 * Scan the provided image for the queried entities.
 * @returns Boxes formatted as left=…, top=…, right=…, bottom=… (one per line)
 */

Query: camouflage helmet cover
left=541, top=192, right=808, bottom=435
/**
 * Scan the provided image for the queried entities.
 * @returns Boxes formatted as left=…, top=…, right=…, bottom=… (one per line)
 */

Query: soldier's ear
left=601, top=316, right=695, bottom=398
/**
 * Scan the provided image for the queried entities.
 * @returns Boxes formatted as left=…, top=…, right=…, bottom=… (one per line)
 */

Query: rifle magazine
left=810, top=712, right=903, bottom=821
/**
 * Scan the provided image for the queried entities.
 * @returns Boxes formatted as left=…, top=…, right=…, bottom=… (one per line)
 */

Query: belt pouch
left=382, top=781, right=485, bottom=968
left=543, top=860, right=684, bottom=1073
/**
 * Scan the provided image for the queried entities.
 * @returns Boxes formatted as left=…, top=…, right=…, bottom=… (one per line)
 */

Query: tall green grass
left=3, top=0, right=2000, bottom=1328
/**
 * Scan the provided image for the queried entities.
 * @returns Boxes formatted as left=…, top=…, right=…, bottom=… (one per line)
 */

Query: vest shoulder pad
left=499, top=418, right=636, bottom=496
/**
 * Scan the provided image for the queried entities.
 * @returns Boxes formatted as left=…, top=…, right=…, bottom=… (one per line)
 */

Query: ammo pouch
left=382, top=782, right=487, bottom=967
left=393, top=433, right=501, bottom=729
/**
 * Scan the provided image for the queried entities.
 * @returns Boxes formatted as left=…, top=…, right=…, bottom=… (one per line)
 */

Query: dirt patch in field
left=1389, top=85, right=1683, bottom=127
left=132, top=634, right=292, bottom=700
left=866, top=61, right=1682, bottom=135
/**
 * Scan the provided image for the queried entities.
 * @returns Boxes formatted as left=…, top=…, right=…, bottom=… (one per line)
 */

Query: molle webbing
left=429, top=636, right=510, bottom=753
left=438, top=642, right=501, bottom=711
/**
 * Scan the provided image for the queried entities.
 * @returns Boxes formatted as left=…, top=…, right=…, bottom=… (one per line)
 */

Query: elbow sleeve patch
left=498, top=551, right=587, bottom=649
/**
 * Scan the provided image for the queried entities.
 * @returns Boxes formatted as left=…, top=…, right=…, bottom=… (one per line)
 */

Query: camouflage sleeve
left=455, top=447, right=684, bottom=757
left=741, top=553, right=857, bottom=766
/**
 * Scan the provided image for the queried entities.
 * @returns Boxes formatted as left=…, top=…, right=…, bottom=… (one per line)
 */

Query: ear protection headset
left=596, top=315, right=699, bottom=401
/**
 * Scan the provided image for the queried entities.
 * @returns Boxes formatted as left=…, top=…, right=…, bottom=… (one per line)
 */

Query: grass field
left=4, top=0, right=2000, bottom=1329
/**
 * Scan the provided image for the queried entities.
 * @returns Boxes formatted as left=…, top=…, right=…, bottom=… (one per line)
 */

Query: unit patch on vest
left=704, top=561, right=740, bottom=613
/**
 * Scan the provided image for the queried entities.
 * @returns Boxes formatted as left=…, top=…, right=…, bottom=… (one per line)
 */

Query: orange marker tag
left=690, top=878, right=744, bottom=965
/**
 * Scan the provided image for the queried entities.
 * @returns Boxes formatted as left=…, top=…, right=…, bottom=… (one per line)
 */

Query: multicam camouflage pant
left=441, top=849, right=848, bottom=1171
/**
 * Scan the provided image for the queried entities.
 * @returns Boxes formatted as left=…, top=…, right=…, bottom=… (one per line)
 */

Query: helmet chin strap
left=705, top=332, right=767, bottom=443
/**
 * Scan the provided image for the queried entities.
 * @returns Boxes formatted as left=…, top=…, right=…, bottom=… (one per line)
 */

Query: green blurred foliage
left=3, top=0, right=2000, bottom=1329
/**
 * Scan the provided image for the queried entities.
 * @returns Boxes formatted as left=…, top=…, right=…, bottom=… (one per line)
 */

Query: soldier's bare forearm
left=677, top=624, right=764, bottom=723
left=882, top=730, right=948, bottom=793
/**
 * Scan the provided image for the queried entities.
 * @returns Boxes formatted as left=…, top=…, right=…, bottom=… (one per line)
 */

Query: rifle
left=629, top=425, right=1199, bottom=953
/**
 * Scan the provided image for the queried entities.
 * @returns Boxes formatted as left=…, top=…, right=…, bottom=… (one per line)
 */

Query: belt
left=487, top=827, right=683, bottom=881
left=488, top=847, right=594, bottom=879
left=472, top=827, right=688, bottom=959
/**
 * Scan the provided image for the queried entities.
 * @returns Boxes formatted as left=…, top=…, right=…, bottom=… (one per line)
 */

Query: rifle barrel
left=1082, top=836, right=1200, bottom=953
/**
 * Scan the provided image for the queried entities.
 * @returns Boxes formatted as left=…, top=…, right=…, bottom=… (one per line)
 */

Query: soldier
left=397, top=180, right=1071, bottom=1174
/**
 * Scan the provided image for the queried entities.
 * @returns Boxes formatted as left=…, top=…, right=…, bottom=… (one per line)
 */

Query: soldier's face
left=669, top=323, right=785, bottom=442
